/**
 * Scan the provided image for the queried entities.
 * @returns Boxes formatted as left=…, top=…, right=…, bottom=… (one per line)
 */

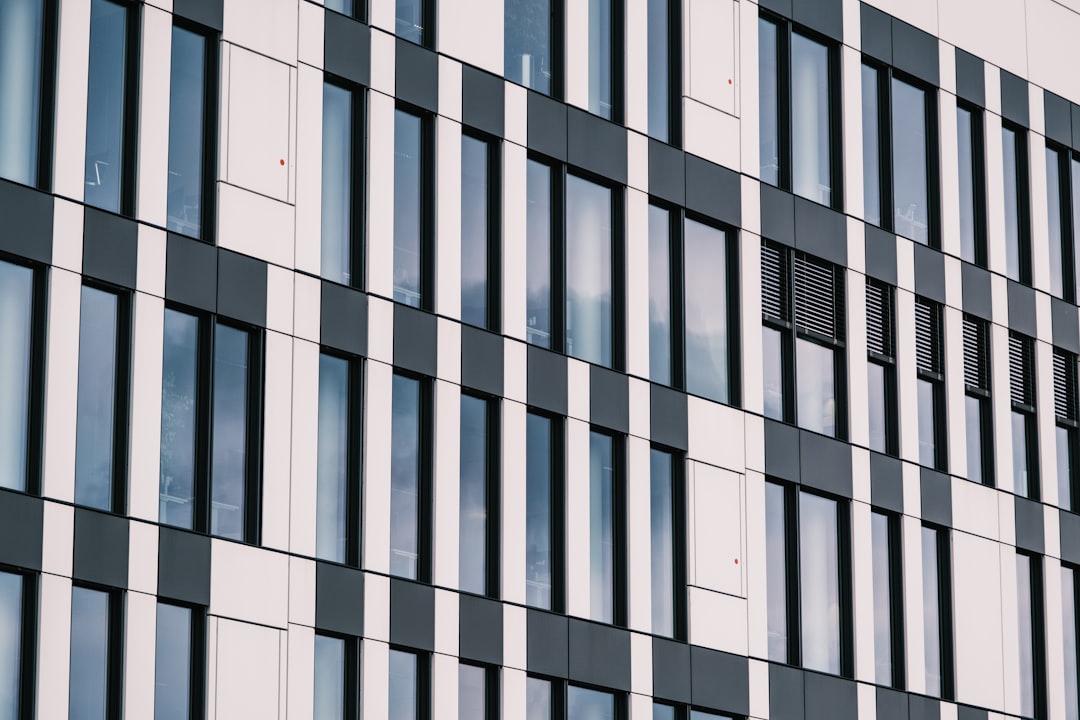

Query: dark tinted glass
left=867, top=362, right=888, bottom=453
left=799, top=492, right=841, bottom=674
left=0, top=260, right=34, bottom=492
left=922, top=526, right=942, bottom=696
left=167, top=26, right=208, bottom=239
left=526, top=160, right=552, bottom=348
left=653, top=704, right=675, bottom=720
left=891, top=78, right=929, bottom=244
left=325, top=0, right=354, bottom=16
left=0, top=0, right=45, bottom=186
left=154, top=603, right=192, bottom=720
left=461, top=135, right=491, bottom=328
left=685, top=219, right=729, bottom=402
left=396, top=0, right=425, bottom=44
left=210, top=324, right=250, bottom=540
left=458, top=664, right=486, bottom=719
left=647, top=0, right=670, bottom=142
left=322, top=83, right=354, bottom=286
left=650, top=449, right=675, bottom=637
left=566, top=176, right=613, bottom=367
left=765, top=482, right=787, bottom=662
left=390, top=375, right=422, bottom=579
left=313, top=634, right=345, bottom=720
left=505, top=0, right=552, bottom=94
left=160, top=309, right=199, bottom=529
left=648, top=205, right=672, bottom=385
left=526, top=677, right=551, bottom=720
left=1063, top=567, right=1079, bottom=720
left=1017, top=554, right=1036, bottom=718
left=394, top=110, right=423, bottom=307
left=75, top=286, right=120, bottom=510
left=567, top=686, right=614, bottom=720
left=526, top=413, right=553, bottom=609
left=957, top=107, right=978, bottom=263
left=790, top=33, right=831, bottom=205
left=587, top=0, right=614, bottom=120
left=388, top=650, right=418, bottom=720
left=759, top=18, right=779, bottom=186
left=69, top=587, right=110, bottom=720
left=460, top=394, right=489, bottom=595
left=861, top=65, right=881, bottom=226
left=871, top=512, right=894, bottom=685
left=1048, top=147, right=1067, bottom=298
left=589, top=432, right=615, bottom=623
left=316, top=354, right=350, bottom=563
left=84, top=0, right=129, bottom=213
left=0, top=572, right=23, bottom=720
left=1060, top=425, right=1075, bottom=513
left=1003, top=126, right=1023, bottom=281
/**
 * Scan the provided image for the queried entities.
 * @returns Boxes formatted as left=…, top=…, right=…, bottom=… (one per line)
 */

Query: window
left=390, top=374, right=431, bottom=581
left=647, top=0, right=679, bottom=144
left=588, top=431, right=624, bottom=625
left=526, top=412, right=562, bottom=611
left=648, top=205, right=674, bottom=385
left=1017, top=553, right=1046, bottom=719
left=393, top=109, right=433, bottom=309
left=650, top=449, right=683, bottom=638
left=314, top=634, right=359, bottom=720
left=653, top=705, right=735, bottom=720
left=324, top=0, right=359, bottom=19
left=963, top=316, right=993, bottom=485
left=761, top=243, right=847, bottom=438
left=0, top=0, right=51, bottom=188
left=458, top=664, right=496, bottom=720
left=566, top=175, right=616, bottom=367
left=586, top=0, right=621, bottom=122
left=0, top=570, right=33, bottom=720
left=167, top=24, right=215, bottom=241
left=1048, top=144, right=1077, bottom=301
left=526, top=159, right=555, bottom=348
left=460, top=394, right=498, bottom=596
left=866, top=280, right=897, bottom=455
left=1056, top=350, right=1079, bottom=512
left=388, top=649, right=427, bottom=720
left=1010, top=333, right=1038, bottom=498
left=461, top=133, right=500, bottom=330
left=0, top=258, right=42, bottom=494
left=75, top=286, right=129, bottom=513
left=915, top=298, right=946, bottom=471
left=321, top=81, right=363, bottom=287
left=956, top=103, right=986, bottom=266
left=921, top=524, right=953, bottom=699
left=69, top=586, right=121, bottom=720
left=871, top=511, right=904, bottom=688
left=528, top=678, right=626, bottom=720
left=154, top=603, right=204, bottom=720
left=1063, top=565, right=1080, bottom=720
left=395, top=0, right=431, bottom=46
left=526, top=676, right=555, bottom=720
left=862, top=65, right=937, bottom=245
left=1003, top=124, right=1032, bottom=284
left=159, top=310, right=263, bottom=543
left=504, top=0, right=558, bottom=95
left=759, top=16, right=839, bottom=208
left=315, top=354, right=362, bottom=565
left=568, top=686, right=617, bottom=720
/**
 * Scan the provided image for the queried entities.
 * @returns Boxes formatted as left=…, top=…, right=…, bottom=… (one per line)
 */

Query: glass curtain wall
left=0, top=261, right=35, bottom=493
left=84, top=0, right=131, bottom=213
left=0, top=0, right=46, bottom=187
left=74, top=286, right=121, bottom=511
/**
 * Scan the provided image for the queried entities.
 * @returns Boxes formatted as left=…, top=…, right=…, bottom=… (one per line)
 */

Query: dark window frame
left=870, top=508, right=906, bottom=689
left=460, top=127, right=503, bottom=332
left=1057, top=349, right=1080, bottom=513
left=321, top=75, right=367, bottom=291
left=525, top=408, right=566, bottom=614
left=324, top=0, right=367, bottom=23
left=0, top=566, right=38, bottom=720
left=1047, top=142, right=1077, bottom=303
left=922, top=523, right=955, bottom=700
left=914, top=297, right=947, bottom=472
left=1010, top=332, right=1040, bottom=500
left=317, top=349, right=365, bottom=568
left=866, top=278, right=899, bottom=456
left=503, top=0, right=564, bottom=100
left=459, top=390, right=502, bottom=598
left=458, top=661, right=500, bottom=720
left=313, top=629, right=361, bottom=720
left=1017, top=551, right=1047, bottom=720
left=587, top=427, right=628, bottom=628
left=648, top=0, right=682, bottom=146
left=956, top=100, right=988, bottom=268
left=1065, top=562, right=1080, bottom=716
left=393, top=103, right=436, bottom=311
left=963, top=314, right=994, bottom=486
left=650, top=444, right=688, bottom=641
left=390, top=370, right=434, bottom=583
left=388, top=646, right=431, bottom=720
left=155, top=600, right=208, bottom=720
left=69, top=583, right=125, bottom=720
left=1002, top=120, right=1033, bottom=285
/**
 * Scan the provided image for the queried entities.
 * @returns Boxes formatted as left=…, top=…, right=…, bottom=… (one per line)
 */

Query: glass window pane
left=1060, top=425, right=1075, bottom=512
left=589, top=432, right=616, bottom=623
left=1017, top=554, right=1036, bottom=718
left=685, top=219, right=729, bottom=403
left=388, top=650, right=418, bottom=720
left=0, top=260, right=34, bottom=492
left=160, top=309, right=199, bottom=529
left=965, top=395, right=985, bottom=485
left=313, top=635, right=345, bottom=720
left=587, top=0, right=613, bottom=120
left=211, top=324, right=250, bottom=541
left=505, top=0, right=552, bottom=94
left=324, top=0, right=354, bottom=16
left=1073, top=158, right=1080, bottom=295
left=957, top=107, right=978, bottom=263
left=690, top=711, right=731, bottom=720
left=0, top=572, right=23, bottom=720
left=566, top=176, right=613, bottom=367
left=891, top=78, right=930, bottom=244
left=321, top=83, right=353, bottom=286
left=526, top=413, right=553, bottom=609
left=460, top=395, right=489, bottom=595
left=791, top=33, right=831, bottom=205
left=69, top=587, right=110, bottom=720
left=653, top=704, right=676, bottom=720
left=1048, top=147, right=1066, bottom=297
left=922, top=527, right=942, bottom=697
left=461, top=136, right=490, bottom=328
left=799, top=492, right=841, bottom=674
left=154, top=604, right=192, bottom=720
left=0, top=0, right=44, bottom=186
left=861, top=65, right=881, bottom=226
left=647, top=0, right=669, bottom=142
left=763, top=326, right=784, bottom=421
left=1003, top=126, right=1023, bottom=281
left=391, top=375, right=422, bottom=579
left=1013, top=411, right=1031, bottom=497
left=650, top=449, right=675, bottom=637
left=765, top=482, right=787, bottom=662
left=526, top=160, right=552, bottom=348
left=567, top=686, right=615, bottom=720
left=526, top=677, right=551, bottom=720
left=1063, top=567, right=1079, bottom=720
left=648, top=205, right=672, bottom=385
left=84, top=0, right=129, bottom=213
left=458, top=664, right=486, bottom=720
left=871, top=512, right=893, bottom=686
left=796, top=338, right=836, bottom=437
left=759, top=18, right=779, bottom=187
left=167, top=27, right=208, bottom=238
left=316, top=354, right=350, bottom=563
left=917, top=378, right=937, bottom=468
left=394, top=110, right=423, bottom=307
left=868, top=362, right=888, bottom=453
left=396, top=0, right=425, bottom=44
left=75, top=287, right=120, bottom=511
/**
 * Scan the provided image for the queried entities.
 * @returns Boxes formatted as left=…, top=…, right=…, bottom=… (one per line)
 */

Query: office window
left=866, top=280, right=897, bottom=455
left=526, top=159, right=554, bottom=348
left=316, top=354, right=361, bottom=565
left=167, top=25, right=213, bottom=240
left=393, top=109, right=432, bottom=309
left=505, top=0, right=556, bottom=95
left=650, top=448, right=682, bottom=638
left=0, top=0, right=50, bottom=188
left=653, top=705, right=734, bottom=720
left=765, top=482, right=788, bottom=662
left=459, top=664, right=495, bottom=720
left=915, top=298, right=946, bottom=471
left=1017, top=553, right=1046, bottom=719
left=154, top=603, right=203, bottom=720
left=568, top=686, right=615, bottom=720
left=588, top=431, right=624, bottom=625
left=396, top=0, right=430, bottom=45
left=871, top=511, right=903, bottom=688
left=648, top=205, right=673, bottom=385
left=84, top=0, right=135, bottom=214
left=963, top=316, right=993, bottom=485
left=0, top=571, right=31, bottom=720
left=587, top=0, right=620, bottom=122
left=861, top=64, right=881, bottom=226
left=526, top=676, right=554, bottom=720
left=389, top=649, right=427, bottom=720
left=1048, top=145, right=1077, bottom=301
left=159, top=311, right=263, bottom=542
left=0, top=259, right=41, bottom=494
left=324, top=0, right=357, bottom=18
left=957, top=103, right=986, bottom=266
left=1003, top=124, right=1031, bottom=284
left=526, top=412, right=561, bottom=611
left=922, top=525, right=953, bottom=699
left=1056, top=350, right=1079, bottom=512
left=1063, top=566, right=1080, bottom=720
left=69, top=587, right=120, bottom=720
left=759, top=16, right=839, bottom=208
left=799, top=492, right=842, bottom=674
left=460, top=394, right=498, bottom=596
left=461, top=134, right=499, bottom=330
left=566, top=175, right=615, bottom=368
left=647, top=0, right=678, bottom=143
left=1010, top=333, right=1038, bottom=498
left=321, top=81, right=362, bottom=287
left=314, top=634, right=358, bottom=720
left=390, top=374, right=430, bottom=581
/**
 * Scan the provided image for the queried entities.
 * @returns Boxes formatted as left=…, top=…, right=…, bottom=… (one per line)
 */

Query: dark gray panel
left=393, top=304, right=437, bottom=377
left=1062, top=510, right=1080, bottom=565
left=913, top=244, right=945, bottom=303
left=649, top=140, right=685, bottom=206
left=527, top=346, right=568, bottom=415
left=685, top=155, right=740, bottom=227
left=860, top=4, right=892, bottom=64
left=462, top=66, right=505, bottom=137
left=892, top=20, right=939, bottom=85
left=389, top=578, right=435, bottom=651
left=217, top=250, right=267, bottom=327
left=760, top=185, right=795, bottom=247
left=957, top=705, right=988, bottom=720
left=759, top=0, right=792, bottom=18
left=864, top=225, right=897, bottom=285
left=1007, top=281, right=1037, bottom=337
left=73, top=509, right=128, bottom=589
left=590, top=366, right=629, bottom=434
left=165, top=233, right=217, bottom=312
left=793, top=0, right=843, bottom=41
left=1000, top=70, right=1029, bottom=127
left=173, top=0, right=223, bottom=30
left=800, top=431, right=852, bottom=498
left=0, top=178, right=53, bottom=264
left=961, top=262, right=992, bottom=320
left=908, top=694, right=940, bottom=720
left=769, top=664, right=804, bottom=720
left=324, top=12, right=370, bottom=87
left=1014, top=497, right=1045, bottom=554
left=459, top=594, right=503, bottom=664
left=870, top=452, right=904, bottom=514
left=157, top=527, right=211, bottom=605
left=461, top=326, right=504, bottom=396
left=794, top=198, right=846, bottom=266
left=82, top=207, right=137, bottom=289
left=689, top=646, right=749, bottom=716
left=955, top=49, right=985, bottom=107
left=526, top=609, right=568, bottom=677
left=567, top=619, right=631, bottom=691
left=765, top=420, right=801, bottom=482
left=315, top=562, right=365, bottom=636
left=919, top=468, right=952, bottom=527
left=876, top=687, right=909, bottom=720
left=652, top=637, right=691, bottom=703
left=1045, top=92, right=1073, bottom=147
left=321, top=282, right=368, bottom=357
left=395, top=39, right=438, bottom=112
left=1053, top=297, right=1080, bottom=353
left=804, top=673, right=856, bottom=720
left=0, top=490, right=42, bottom=571
left=567, top=108, right=627, bottom=186
left=527, top=91, right=568, bottom=161
left=650, top=384, right=688, bottom=451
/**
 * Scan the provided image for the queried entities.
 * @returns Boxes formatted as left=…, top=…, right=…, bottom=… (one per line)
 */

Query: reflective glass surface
left=460, top=394, right=489, bottom=595
left=653, top=704, right=675, bottom=720
left=650, top=449, right=675, bottom=637
left=75, top=286, right=119, bottom=511
left=566, top=176, right=613, bottom=367
left=160, top=309, right=199, bottom=529
left=526, top=160, right=552, bottom=348
left=458, top=664, right=486, bottom=719
left=765, top=482, right=787, bottom=662
left=685, top=219, right=729, bottom=402
left=796, top=338, right=836, bottom=437
left=1003, top=126, right=1023, bottom=281
left=763, top=326, right=784, bottom=421
left=1013, top=411, right=1031, bottom=497
left=505, top=0, right=552, bottom=94
left=396, top=0, right=424, bottom=44
left=0, top=572, right=22, bottom=720
left=1073, top=158, right=1080, bottom=293
left=647, top=0, right=669, bottom=142
left=154, top=603, right=192, bottom=720
left=1063, top=567, right=1079, bottom=720
left=461, top=135, right=490, bottom=328
left=965, top=395, right=985, bottom=485
left=567, top=686, right=614, bottom=720
left=589, top=432, right=615, bottom=623
left=1048, top=147, right=1066, bottom=298
left=0, top=260, right=34, bottom=492
left=324, top=0, right=354, bottom=16
left=321, top=83, right=353, bottom=286
left=526, top=413, right=553, bottom=609
left=861, top=64, right=881, bottom=226
left=791, top=33, right=831, bottom=205
left=388, top=650, right=417, bottom=720
left=799, top=492, right=841, bottom=674
left=1060, top=425, right=1075, bottom=512
left=313, top=634, right=345, bottom=720
left=587, top=0, right=613, bottom=120
left=917, top=378, right=937, bottom=468
left=316, top=354, right=350, bottom=563
left=867, top=362, right=888, bottom=453
left=0, top=0, right=44, bottom=186
left=922, top=526, right=942, bottom=697
left=1017, top=554, right=1036, bottom=718
left=390, top=375, right=421, bottom=579
left=394, top=110, right=423, bottom=307
left=210, top=324, right=250, bottom=540
left=167, top=27, right=208, bottom=238
left=648, top=205, right=672, bottom=385
left=84, top=0, right=129, bottom=213
left=759, top=18, right=779, bottom=186
left=69, top=587, right=110, bottom=720
left=526, top=676, right=551, bottom=720
left=871, top=512, right=893, bottom=685
left=891, top=78, right=929, bottom=243
left=957, top=107, right=978, bottom=264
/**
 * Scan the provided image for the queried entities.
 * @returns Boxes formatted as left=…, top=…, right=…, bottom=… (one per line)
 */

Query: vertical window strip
left=794, top=253, right=843, bottom=341
left=914, top=298, right=943, bottom=376
left=963, top=316, right=989, bottom=391
left=761, top=242, right=790, bottom=322
left=865, top=280, right=894, bottom=359
left=1055, top=350, right=1078, bottom=422
left=1010, top=334, right=1035, bottom=407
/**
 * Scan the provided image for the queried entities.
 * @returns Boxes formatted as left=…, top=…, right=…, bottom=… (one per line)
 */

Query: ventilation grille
left=794, top=253, right=843, bottom=340
left=963, top=316, right=988, bottom=391
left=1010, top=334, right=1034, bottom=407
left=866, top=280, right=893, bottom=358
left=915, top=299, right=942, bottom=375
left=761, top=242, right=789, bottom=321
left=1055, top=350, right=1077, bottom=421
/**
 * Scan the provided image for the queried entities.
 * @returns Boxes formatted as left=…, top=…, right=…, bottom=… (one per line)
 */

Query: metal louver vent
left=794, top=253, right=842, bottom=340
left=761, top=242, right=789, bottom=321
left=866, top=280, right=893, bottom=358
left=963, top=316, right=988, bottom=390
left=1010, top=334, right=1034, bottom=407
left=1054, top=350, right=1077, bottom=421
left=915, top=299, right=942, bottom=375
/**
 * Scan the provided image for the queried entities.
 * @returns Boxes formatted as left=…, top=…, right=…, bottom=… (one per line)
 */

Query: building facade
left=2, top=0, right=1080, bottom=718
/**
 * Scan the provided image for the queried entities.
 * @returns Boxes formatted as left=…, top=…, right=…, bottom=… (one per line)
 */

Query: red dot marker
left=279, top=159, right=285, bottom=166
left=734, top=558, right=739, bottom=565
